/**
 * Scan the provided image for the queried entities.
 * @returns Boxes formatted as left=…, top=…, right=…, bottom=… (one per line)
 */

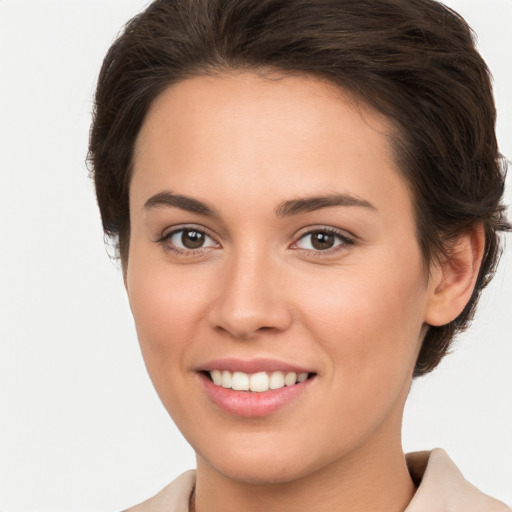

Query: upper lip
left=196, top=357, right=314, bottom=374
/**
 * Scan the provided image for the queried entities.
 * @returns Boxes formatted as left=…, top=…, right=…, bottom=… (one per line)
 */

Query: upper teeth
left=209, top=370, right=308, bottom=392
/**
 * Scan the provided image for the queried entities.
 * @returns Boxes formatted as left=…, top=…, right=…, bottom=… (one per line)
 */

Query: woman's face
left=126, top=72, right=437, bottom=483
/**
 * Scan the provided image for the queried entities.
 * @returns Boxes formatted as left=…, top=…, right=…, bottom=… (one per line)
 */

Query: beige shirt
left=126, top=449, right=511, bottom=512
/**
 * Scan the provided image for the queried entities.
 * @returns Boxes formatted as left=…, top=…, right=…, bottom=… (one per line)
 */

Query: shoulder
left=123, top=470, right=196, bottom=512
left=405, top=448, right=511, bottom=512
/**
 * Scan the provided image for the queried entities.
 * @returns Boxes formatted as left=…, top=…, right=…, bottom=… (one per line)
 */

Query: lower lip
left=198, top=373, right=314, bottom=418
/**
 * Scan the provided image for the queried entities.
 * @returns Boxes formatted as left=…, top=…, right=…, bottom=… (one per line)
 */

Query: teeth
left=269, top=371, right=285, bottom=389
left=232, top=371, right=249, bottom=391
left=221, top=370, right=232, bottom=388
left=250, top=371, right=269, bottom=392
left=297, top=372, right=308, bottom=383
left=284, top=372, right=297, bottom=386
left=208, top=370, right=310, bottom=392
left=211, top=369, right=222, bottom=386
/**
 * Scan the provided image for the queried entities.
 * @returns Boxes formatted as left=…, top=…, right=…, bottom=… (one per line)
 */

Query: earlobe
left=424, top=224, right=485, bottom=327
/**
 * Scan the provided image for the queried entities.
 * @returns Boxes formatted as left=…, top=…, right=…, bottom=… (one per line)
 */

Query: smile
left=208, top=370, right=309, bottom=392
left=197, top=360, right=316, bottom=417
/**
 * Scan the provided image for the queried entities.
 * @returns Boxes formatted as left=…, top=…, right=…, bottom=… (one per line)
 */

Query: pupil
left=311, top=232, right=334, bottom=250
left=182, top=230, right=205, bottom=249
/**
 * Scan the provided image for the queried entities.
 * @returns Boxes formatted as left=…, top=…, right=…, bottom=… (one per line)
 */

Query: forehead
left=131, top=71, right=413, bottom=227
left=135, top=71, right=394, bottom=162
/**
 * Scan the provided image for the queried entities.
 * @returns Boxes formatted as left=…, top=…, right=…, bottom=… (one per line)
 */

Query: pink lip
left=196, top=357, right=313, bottom=374
left=196, top=358, right=316, bottom=418
left=199, top=374, right=314, bottom=417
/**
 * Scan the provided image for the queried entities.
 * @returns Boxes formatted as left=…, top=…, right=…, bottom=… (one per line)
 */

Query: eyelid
left=156, top=224, right=221, bottom=253
left=290, top=226, right=355, bottom=252
left=155, top=223, right=354, bottom=255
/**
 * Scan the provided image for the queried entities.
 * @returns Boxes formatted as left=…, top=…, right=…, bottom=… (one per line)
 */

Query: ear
left=425, top=224, right=485, bottom=327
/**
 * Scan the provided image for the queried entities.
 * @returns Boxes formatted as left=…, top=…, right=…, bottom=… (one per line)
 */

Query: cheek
left=125, top=255, right=210, bottom=393
left=289, top=256, right=428, bottom=447
left=297, top=250, right=427, bottom=383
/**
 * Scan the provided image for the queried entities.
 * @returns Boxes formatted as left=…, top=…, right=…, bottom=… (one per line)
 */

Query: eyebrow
left=275, top=194, right=376, bottom=217
left=144, top=191, right=218, bottom=217
left=144, top=190, right=376, bottom=217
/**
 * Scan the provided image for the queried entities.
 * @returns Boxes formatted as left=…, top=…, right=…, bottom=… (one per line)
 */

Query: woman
left=88, top=0, right=511, bottom=510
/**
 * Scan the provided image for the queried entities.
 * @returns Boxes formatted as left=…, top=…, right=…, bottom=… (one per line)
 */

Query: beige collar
left=405, top=448, right=510, bottom=512
left=125, top=449, right=511, bottom=511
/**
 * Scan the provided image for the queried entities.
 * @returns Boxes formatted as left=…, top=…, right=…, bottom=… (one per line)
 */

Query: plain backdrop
left=0, top=1, right=511, bottom=510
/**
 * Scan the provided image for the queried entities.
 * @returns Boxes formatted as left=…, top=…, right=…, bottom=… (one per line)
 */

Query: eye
left=161, top=228, right=218, bottom=252
left=294, top=229, right=353, bottom=252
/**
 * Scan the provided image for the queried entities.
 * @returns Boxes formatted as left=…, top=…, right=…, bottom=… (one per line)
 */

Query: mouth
left=203, top=369, right=313, bottom=392
left=196, top=359, right=317, bottom=417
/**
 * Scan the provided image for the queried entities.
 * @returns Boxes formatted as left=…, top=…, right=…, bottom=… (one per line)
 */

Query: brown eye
left=294, top=229, right=352, bottom=252
left=166, top=228, right=218, bottom=251
left=181, top=230, right=205, bottom=249
left=310, top=232, right=335, bottom=250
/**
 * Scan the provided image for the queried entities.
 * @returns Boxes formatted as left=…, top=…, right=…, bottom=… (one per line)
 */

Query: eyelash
left=291, top=227, right=354, bottom=255
left=156, top=225, right=354, bottom=256
left=157, top=225, right=219, bottom=255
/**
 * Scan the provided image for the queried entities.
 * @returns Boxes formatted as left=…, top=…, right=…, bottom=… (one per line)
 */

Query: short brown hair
left=88, top=0, right=510, bottom=376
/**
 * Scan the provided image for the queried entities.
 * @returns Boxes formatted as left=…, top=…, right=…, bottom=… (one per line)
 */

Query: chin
left=192, top=426, right=348, bottom=486
left=204, top=451, right=319, bottom=486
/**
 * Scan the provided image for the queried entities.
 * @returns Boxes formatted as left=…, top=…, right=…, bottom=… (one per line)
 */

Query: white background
left=0, top=1, right=510, bottom=510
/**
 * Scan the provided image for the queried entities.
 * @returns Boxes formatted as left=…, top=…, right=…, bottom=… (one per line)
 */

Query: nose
left=207, top=251, right=293, bottom=340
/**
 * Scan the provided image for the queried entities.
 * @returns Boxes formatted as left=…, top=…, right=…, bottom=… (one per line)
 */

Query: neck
left=192, top=434, right=416, bottom=512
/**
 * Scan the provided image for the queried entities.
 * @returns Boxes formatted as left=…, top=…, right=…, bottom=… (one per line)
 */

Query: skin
left=125, top=71, right=483, bottom=512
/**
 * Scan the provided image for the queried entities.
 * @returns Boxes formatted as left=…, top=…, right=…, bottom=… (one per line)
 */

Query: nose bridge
left=208, top=244, right=292, bottom=339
